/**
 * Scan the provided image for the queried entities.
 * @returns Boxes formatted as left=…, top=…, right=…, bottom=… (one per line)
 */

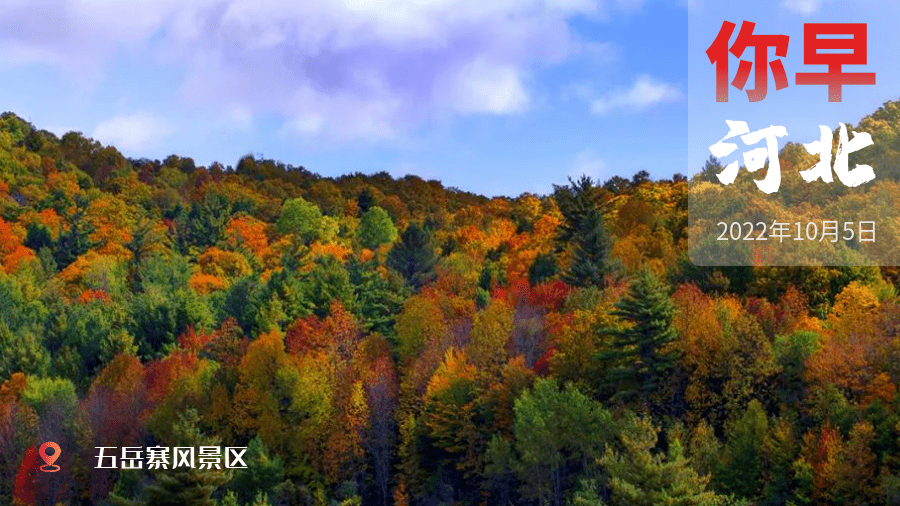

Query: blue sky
left=3, top=0, right=888, bottom=198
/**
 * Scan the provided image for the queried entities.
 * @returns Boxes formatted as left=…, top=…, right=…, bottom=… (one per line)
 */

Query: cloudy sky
left=0, top=0, right=893, bottom=196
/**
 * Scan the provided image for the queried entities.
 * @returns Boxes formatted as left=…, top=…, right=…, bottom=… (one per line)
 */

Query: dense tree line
left=2, top=101, right=900, bottom=505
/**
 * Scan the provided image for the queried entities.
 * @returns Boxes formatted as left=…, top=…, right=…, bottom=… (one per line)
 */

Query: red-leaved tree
left=13, top=446, right=39, bottom=506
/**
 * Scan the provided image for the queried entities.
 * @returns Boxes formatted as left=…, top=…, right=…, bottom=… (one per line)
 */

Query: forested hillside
left=3, top=101, right=900, bottom=505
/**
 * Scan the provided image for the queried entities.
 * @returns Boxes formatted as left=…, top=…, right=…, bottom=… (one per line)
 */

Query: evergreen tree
left=125, top=218, right=170, bottom=292
left=562, top=208, right=611, bottom=288
left=174, top=192, right=232, bottom=251
left=0, top=273, right=50, bottom=378
left=348, top=257, right=409, bottom=336
left=24, top=222, right=53, bottom=252
left=631, top=169, right=651, bottom=186
left=599, top=416, right=730, bottom=506
left=53, top=196, right=98, bottom=269
left=552, top=175, right=605, bottom=245
left=715, top=400, right=768, bottom=500
left=110, top=409, right=228, bottom=506
left=696, top=156, right=725, bottom=184
left=305, top=255, right=356, bottom=318
left=357, top=187, right=376, bottom=215
left=386, top=223, right=437, bottom=289
left=228, top=436, right=284, bottom=505
left=129, top=254, right=214, bottom=359
left=264, top=265, right=314, bottom=327
left=223, top=273, right=268, bottom=335
left=603, top=175, right=631, bottom=194
left=485, top=379, right=612, bottom=506
left=528, top=252, right=557, bottom=286
left=596, top=269, right=678, bottom=405
left=145, top=410, right=228, bottom=506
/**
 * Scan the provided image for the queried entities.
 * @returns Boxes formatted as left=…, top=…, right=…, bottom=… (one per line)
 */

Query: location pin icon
left=39, top=442, right=60, bottom=473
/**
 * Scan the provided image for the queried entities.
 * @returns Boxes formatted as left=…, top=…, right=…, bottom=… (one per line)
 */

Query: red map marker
left=38, top=442, right=60, bottom=473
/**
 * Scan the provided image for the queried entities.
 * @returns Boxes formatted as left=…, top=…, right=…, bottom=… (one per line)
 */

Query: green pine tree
left=386, top=222, right=437, bottom=289
left=596, top=269, right=678, bottom=406
left=715, top=400, right=768, bottom=500
left=598, top=416, right=732, bottom=506
left=53, top=195, right=98, bottom=269
left=356, top=187, right=376, bottom=214
left=528, top=252, right=557, bottom=286
left=305, top=255, right=356, bottom=318
left=347, top=256, right=410, bottom=336
left=562, top=208, right=611, bottom=288
left=552, top=175, right=604, bottom=245
left=111, top=409, right=229, bottom=506
left=227, top=436, right=284, bottom=505
left=696, top=155, right=726, bottom=184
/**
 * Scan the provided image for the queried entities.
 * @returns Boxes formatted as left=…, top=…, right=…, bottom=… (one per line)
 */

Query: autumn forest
left=4, top=101, right=900, bottom=506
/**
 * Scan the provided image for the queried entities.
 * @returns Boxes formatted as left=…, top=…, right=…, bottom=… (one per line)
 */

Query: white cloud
left=92, top=113, right=173, bottom=153
left=447, top=59, right=530, bottom=115
left=0, top=0, right=185, bottom=74
left=561, top=80, right=596, bottom=102
left=569, top=148, right=607, bottom=180
left=590, top=75, right=681, bottom=114
left=218, top=104, right=253, bottom=131
left=0, top=0, right=635, bottom=142
left=782, top=0, right=822, bottom=15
